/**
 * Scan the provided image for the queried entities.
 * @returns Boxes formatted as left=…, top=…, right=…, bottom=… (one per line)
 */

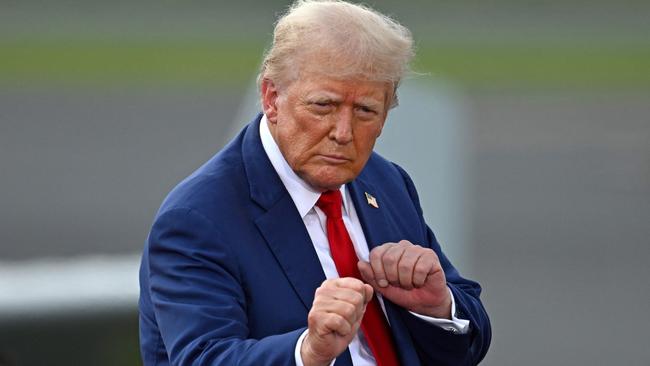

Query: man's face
left=262, top=73, right=392, bottom=192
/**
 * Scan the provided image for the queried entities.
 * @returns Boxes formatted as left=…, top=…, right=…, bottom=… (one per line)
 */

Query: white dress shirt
left=258, top=115, right=469, bottom=366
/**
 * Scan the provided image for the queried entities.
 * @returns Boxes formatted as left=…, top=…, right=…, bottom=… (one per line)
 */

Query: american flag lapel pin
left=365, top=192, right=379, bottom=208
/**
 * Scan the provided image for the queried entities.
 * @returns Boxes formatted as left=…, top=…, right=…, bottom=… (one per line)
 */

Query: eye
left=355, top=105, right=378, bottom=119
left=309, top=100, right=333, bottom=114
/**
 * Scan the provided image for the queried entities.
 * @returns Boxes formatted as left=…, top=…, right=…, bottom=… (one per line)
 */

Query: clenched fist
left=301, top=278, right=373, bottom=366
left=358, top=240, right=452, bottom=319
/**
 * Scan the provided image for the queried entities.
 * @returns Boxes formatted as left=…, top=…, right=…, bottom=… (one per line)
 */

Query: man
left=139, top=1, right=491, bottom=365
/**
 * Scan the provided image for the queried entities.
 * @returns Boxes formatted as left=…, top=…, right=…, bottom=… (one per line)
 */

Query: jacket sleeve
left=144, top=207, right=303, bottom=366
left=392, top=164, right=492, bottom=366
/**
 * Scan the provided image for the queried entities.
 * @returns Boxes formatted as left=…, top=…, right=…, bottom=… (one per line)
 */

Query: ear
left=261, top=78, right=280, bottom=124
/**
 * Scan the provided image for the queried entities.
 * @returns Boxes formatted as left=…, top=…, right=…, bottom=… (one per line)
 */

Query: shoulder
left=361, top=152, right=401, bottom=180
left=156, top=128, right=251, bottom=223
left=361, top=152, right=417, bottom=193
left=360, top=151, right=424, bottom=215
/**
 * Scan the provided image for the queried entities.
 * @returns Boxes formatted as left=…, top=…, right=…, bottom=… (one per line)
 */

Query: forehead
left=287, top=73, right=392, bottom=106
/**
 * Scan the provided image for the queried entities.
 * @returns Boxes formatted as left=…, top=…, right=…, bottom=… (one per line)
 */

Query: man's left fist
left=357, top=240, right=452, bottom=319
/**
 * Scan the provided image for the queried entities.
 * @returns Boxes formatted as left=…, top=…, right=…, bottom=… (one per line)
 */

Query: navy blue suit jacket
left=139, top=114, right=491, bottom=365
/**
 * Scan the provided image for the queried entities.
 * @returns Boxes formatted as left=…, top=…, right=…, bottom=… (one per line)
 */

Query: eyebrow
left=303, top=92, right=384, bottom=110
left=304, top=92, right=343, bottom=103
left=354, top=98, right=382, bottom=110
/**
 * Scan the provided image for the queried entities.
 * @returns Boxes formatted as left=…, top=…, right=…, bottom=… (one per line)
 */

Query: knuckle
left=415, top=260, right=430, bottom=272
left=322, top=316, right=334, bottom=329
left=345, top=276, right=361, bottom=285
left=424, top=247, right=438, bottom=258
left=398, top=239, right=410, bottom=246
left=352, top=292, right=364, bottom=306
left=321, top=278, right=332, bottom=286
left=331, top=315, right=346, bottom=329
left=398, top=261, right=412, bottom=273
left=369, top=249, right=383, bottom=262
left=342, top=303, right=356, bottom=318
left=334, top=277, right=349, bottom=285
left=312, top=297, right=323, bottom=307
left=341, top=277, right=362, bottom=290
left=319, top=280, right=333, bottom=290
left=351, top=280, right=365, bottom=292
left=308, top=311, right=320, bottom=324
left=315, top=286, right=326, bottom=297
left=383, top=253, right=397, bottom=266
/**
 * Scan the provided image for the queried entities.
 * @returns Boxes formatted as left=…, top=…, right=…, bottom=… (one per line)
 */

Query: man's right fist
left=300, top=278, right=373, bottom=366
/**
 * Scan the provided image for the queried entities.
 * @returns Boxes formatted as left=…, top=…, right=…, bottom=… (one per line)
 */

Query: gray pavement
left=468, top=92, right=650, bottom=365
left=0, top=88, right=244, bottom=259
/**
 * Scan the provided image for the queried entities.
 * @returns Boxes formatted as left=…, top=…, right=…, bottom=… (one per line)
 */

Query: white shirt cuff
left=295, top=329, right=336, bottom=366
left=408, top=287, right=470, bottom=334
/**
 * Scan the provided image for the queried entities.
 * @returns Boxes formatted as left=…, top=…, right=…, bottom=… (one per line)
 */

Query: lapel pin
left=365, top=192, right=379, bottom=208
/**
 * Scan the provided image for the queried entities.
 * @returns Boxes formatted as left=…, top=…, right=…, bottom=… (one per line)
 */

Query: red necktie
left=316, top=190, right=400, bottom=366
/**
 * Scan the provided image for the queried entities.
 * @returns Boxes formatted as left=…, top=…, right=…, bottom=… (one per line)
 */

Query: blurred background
left=1, top=0, right=649, bottom=365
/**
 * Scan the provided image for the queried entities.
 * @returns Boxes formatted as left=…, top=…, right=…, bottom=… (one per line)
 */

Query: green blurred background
left=2, top=0, right=650, bottom=90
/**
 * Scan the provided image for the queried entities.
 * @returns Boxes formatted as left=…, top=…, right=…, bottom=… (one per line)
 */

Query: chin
left=303, top=170, right=355, bottom=192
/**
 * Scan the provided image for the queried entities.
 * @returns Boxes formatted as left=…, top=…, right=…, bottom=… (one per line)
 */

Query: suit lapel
left=349, top=175, right=422, bottom=366
left=254, top=195, right=326, bottom=310
left=348, top=177, right=399, bottom=250
left=242, top=114, right=326, bottom=310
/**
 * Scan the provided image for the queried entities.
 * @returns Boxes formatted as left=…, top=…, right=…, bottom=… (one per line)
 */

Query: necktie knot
left=316, top=190, right=343, bottom=219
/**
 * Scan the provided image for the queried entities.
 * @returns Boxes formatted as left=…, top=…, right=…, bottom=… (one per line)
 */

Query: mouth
left=318, top=154, right=351, bottom=164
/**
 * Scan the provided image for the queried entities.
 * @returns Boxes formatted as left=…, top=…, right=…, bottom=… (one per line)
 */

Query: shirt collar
left=259, top=114, right=351, bottom=218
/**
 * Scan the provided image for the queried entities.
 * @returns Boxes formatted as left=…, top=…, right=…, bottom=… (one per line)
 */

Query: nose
left=329, top=110, right=353, bottom=144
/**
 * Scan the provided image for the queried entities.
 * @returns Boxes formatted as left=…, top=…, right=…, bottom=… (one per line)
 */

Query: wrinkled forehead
left=288, top=72, right=394, bottom=109
left=281, top=53, right=396, bottom=105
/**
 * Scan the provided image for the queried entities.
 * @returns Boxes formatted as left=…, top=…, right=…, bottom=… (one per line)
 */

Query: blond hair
left=259, top=0, right=414, bottom=104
